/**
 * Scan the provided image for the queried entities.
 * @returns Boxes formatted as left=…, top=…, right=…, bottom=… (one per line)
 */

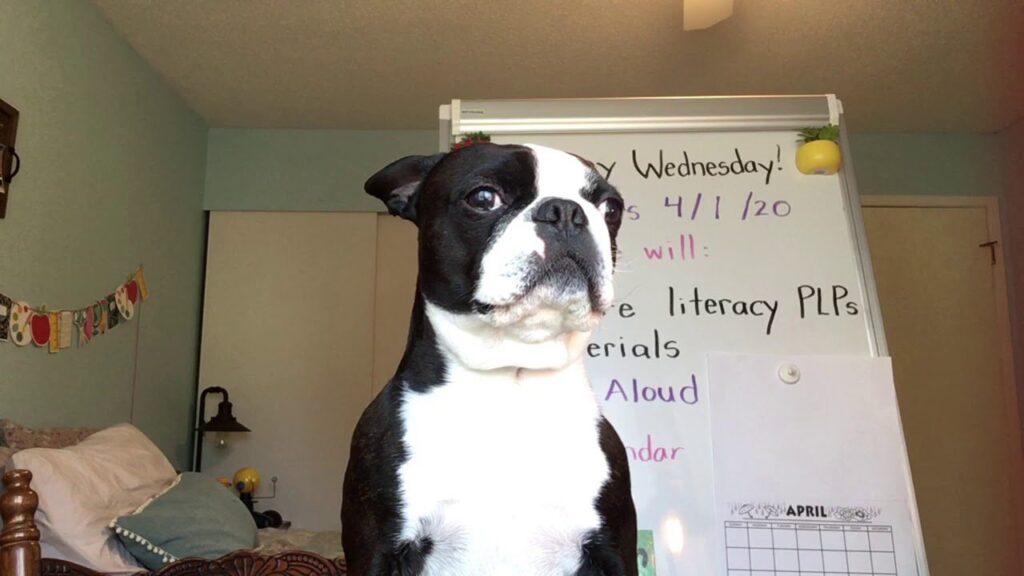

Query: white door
left=198, top=211, right=379, bottom=530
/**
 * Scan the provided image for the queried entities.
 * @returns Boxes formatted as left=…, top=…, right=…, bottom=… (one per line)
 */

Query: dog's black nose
left=532, top=198, right=588, bottom=232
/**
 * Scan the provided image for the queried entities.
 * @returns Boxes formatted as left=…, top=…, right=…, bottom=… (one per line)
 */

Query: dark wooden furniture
left=0, top=470, right=347, bottom=576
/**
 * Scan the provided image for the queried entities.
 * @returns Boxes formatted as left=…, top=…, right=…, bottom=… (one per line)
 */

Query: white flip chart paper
left=708, top=354, right=922, bottom=576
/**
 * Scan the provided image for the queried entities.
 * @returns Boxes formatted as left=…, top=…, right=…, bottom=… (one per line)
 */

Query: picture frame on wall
left=1, top=97, right=21, bottom=218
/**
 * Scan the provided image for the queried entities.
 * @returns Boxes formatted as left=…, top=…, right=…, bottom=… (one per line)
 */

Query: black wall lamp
left=194, top=386, right=250, bottom=472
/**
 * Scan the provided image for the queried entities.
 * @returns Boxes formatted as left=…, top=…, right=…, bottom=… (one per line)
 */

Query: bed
left=0, top=422, right=347, bottom=576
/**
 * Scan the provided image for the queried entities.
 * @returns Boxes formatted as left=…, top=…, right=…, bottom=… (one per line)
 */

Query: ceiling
left=91, top=0, right=1023, bottom=132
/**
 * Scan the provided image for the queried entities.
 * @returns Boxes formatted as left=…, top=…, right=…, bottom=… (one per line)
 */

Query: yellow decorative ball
left=796, top=140, right=842, bottom=175
left=233, top=467, right=261, bottom=494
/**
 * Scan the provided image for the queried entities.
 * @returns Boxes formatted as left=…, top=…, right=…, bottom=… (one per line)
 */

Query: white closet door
left=198, top=211, right=378, bottom=530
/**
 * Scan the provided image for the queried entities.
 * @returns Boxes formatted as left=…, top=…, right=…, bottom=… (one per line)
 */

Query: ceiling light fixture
left=683, top=0, right=734, bottom=31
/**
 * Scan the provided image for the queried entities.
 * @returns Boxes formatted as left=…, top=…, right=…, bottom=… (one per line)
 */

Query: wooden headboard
left=1, top=470, right=41, bottom=576
left=0, top=469, right=348, bottom=576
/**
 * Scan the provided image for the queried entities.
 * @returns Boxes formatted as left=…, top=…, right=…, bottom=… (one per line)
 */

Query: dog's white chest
left=397, top=365, right=609, bottom=575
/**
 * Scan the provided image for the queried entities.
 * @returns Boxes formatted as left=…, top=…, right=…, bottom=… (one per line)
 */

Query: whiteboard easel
left=440, top=96, right=928, bottom=576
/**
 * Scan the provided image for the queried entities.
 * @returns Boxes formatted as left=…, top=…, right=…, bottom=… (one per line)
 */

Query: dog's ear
left=365, top=154, right=445, bottom=224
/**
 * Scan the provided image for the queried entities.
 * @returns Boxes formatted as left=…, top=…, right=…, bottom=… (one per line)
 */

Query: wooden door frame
left=861, top=194, right=1024, bottom=571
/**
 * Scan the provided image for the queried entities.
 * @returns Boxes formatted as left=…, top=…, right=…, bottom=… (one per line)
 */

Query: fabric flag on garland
left=48, top=313, right=59, bottom=353
left=0, top=293, right=11, bottom=342
left=134, top=267, right=149, bottom=301
left=92, top=301, right=104, bottom=336
left=87, top=304, right=97, bottom=340
left=99, top=302, right=108, bottom=335
left=10, top=302, right=32, bottom=347
left=115, top=285, right=133, bottom=320
left=0, top=266, right=149, bottom=354
left=31, top=311, right=51, bottom=347
left=73, top=309, right=87, bottom=348
left=106, top=294, right=119, bottom=331
left=59, top=311, right=73, bottom=349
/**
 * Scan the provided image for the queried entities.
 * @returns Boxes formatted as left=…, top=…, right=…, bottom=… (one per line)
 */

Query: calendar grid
left=746, top=522, right=753, bottom=574
left=725, top=520, right=897, bottom=575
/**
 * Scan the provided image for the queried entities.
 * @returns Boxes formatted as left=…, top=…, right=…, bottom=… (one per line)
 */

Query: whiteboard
left=441, top=96, right=927, bottom=575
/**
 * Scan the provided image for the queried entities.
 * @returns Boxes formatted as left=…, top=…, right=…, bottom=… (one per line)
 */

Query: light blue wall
left=205, top=129, right=437, bottom=212
left=0, top=1, right=208, bottom=468
left=848, top=133, right=1002, bottom=197
left=204, top=130, right=1003, bottom=211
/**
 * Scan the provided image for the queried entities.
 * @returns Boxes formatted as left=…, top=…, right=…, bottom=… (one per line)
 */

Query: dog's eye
left=599, top=198, right=623, bottom=225
left=465, top=187, right=503, bottom=211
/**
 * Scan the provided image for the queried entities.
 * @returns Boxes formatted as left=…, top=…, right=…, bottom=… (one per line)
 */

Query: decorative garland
left=0, top=266, right=148, bottom=353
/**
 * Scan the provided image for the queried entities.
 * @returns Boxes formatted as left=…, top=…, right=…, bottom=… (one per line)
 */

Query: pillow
left=111, top=472, right=257, bottom=569
left=0, top=419, right=99, bottom=450
left=12, top=423, right=176, bottom=574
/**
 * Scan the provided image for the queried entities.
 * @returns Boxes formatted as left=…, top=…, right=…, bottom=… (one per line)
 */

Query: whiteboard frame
left=440, top=95, right=929, bottom=576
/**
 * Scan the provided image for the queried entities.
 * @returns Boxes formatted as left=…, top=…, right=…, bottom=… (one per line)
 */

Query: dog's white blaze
left=474, top=144, right=616, bottom=314
left=398, top=357, right=609, bottom=575
left=526, top=144, right=616, bottom=310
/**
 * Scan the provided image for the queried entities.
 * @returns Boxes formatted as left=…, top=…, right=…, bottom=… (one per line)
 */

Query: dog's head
left=366, top=143, right=624, bottom=370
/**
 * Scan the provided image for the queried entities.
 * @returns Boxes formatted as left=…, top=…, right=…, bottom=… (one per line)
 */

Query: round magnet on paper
left=778, top=364, right=801, bottom=385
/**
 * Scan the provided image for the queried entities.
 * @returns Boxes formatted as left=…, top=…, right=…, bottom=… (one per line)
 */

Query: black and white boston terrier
left=342, top=142, right=637, bottom=576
